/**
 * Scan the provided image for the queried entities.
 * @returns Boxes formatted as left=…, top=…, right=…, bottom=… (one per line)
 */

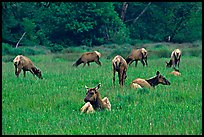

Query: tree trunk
left=120, top=2, right=128, bottom=22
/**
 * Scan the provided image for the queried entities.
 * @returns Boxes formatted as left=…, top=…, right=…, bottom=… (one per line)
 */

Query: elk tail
left=94, top=51, right=101, bottom=58
left=114, top=61, right=121, bottom=71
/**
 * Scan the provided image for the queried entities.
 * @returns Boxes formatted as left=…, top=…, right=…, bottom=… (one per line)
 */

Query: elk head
left=84, top=83, right=101, bottom=103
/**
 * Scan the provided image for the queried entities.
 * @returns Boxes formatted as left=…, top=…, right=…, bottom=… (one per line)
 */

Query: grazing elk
left=73, top=51, right=101, bottom=67
left=125, top=48, right=148, bottom=67
left=112, top=55, right=128, bottom=86
left=13, top=55, right=43, bottom=79
left=170, top=68, right=181, bottom=76
left=81, top=83, right=111, bottom=114
left=130, top=71, right=170, bottom=89
left=166, top=48, right=181, bottom=69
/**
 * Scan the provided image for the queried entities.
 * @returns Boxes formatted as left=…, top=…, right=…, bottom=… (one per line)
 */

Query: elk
left=80, top=83, right=111, bottom=114
left=125, top=48, right=148, bottom=67
left=73, top=51, right=101, bottom=67
left=166, top=48, right=181, bottom=69
left=170, top=68, right=181, bottom=76
left=13, top=55, right=43, bottom=79
left=112, top=55, right=128, bottom=86
left=130, top=71, right=170, bottom=89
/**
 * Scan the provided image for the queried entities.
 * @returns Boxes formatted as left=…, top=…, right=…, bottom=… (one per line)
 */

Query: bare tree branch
left=124, top=2, right=151, bottom=23
left=15, top=32, right=26, bottom=48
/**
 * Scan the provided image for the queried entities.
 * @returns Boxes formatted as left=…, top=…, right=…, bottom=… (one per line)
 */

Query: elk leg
left=23, top=70, right=26, bottom=77
left=121, top=72, right=124, bottom=86
left=87, top=62, right=90, bottom=66
left=122, top=71, right=126, bottom=86
left=172, top=61, right=176, bottom=69
left=144, top=57, right=148, bottom=66
left=129, top=60, right=134, bottom=66
left=95, top=60, right=101, bottom=66
left=29, top=70, right=36, bottom=78
left=16, top=65, right=24, bottom=77
left=14, top=64, right=18, bottom=75
left=177, top=60, right=180, bottom=68
left=102, top=97, right=111, bottom=111
left=118, top=72, right=121, bottom=85
left=135, top=60, right=138, bottom=67
left=112, top=68, right=116, bottom=85
left=140, top=59, right=145, bottom=67
left=121, top=71, right=126, bottom=86
left=86, top=104, right=95, bottom=113
left=83, top=62, right=86, bottom=67
left=16, top=68, right=22, bottom=77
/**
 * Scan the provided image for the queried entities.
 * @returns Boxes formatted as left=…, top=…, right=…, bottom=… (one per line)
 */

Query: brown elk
left=13, top=55, right=43, bottom=79
left=125, top=48, right=148, bottom=67
left=80, top=83, right=111, bottom=113
left=166, top=48, right=181, bottom=69
left=73, top=51, right=101, bottom=67
left=170, top=68, right=181, bottom=76
left=112, top=55, right=128, bottom=86
left=130, top=71, right=170, bottom=89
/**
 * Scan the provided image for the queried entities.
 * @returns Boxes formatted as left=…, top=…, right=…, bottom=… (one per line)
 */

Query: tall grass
left=2, top=53, right=202, bottom=135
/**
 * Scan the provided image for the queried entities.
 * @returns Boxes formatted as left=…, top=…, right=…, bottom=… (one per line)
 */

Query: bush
left=2, top=43, right=50, bottom=55
left=2, top=55, right=15, bottom=62
left=2, top=43, right=13, bottom=55
left=106, top=48, right=130, bottom=59
left=62, top=46, right=90, bottom=54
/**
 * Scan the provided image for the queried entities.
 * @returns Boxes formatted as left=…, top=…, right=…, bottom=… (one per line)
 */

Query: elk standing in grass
left=73, top=51, right=101, bottom=67
left=130, top=71, right=170, bottom=89
left=166, top=48, right=181, bottom=69
left=13, top=55, right=43, bottom=79
left=112, top=55, right=128, bottom=86
left=126, top=48, right=148, bottom=67
left=81, top=83, right=111, bottom=114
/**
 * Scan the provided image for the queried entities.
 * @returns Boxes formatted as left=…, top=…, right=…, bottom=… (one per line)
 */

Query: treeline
left=2, top=2, right=202, bottom=50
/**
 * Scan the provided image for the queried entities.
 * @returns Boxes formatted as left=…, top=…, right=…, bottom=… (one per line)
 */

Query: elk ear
left=156, top=71, right=160, bottom=76
left=85, top=85, right=89, bottom=90
left=95, top=83, right=101, bottom=90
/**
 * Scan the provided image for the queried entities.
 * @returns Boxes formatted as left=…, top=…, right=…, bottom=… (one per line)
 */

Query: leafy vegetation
left=2, top=2, right=201, bottom=52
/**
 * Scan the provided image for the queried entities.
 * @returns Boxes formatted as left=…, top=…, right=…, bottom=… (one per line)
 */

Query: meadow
left=2, top=44, right=202, bottom=135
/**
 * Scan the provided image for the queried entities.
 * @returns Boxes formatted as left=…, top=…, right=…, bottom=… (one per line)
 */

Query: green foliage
left=2, top=2, right=202, bottom=49
left=49, top=44, right=64, bottom=52
left=106, top=44, right=131, bottom=59
left=2, top=43, right=50, bottom=56
left=2, top=43, right=12, bottom=55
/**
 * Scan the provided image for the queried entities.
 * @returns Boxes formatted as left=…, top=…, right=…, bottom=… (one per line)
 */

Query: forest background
left=2, top=2, right=202, bottom=55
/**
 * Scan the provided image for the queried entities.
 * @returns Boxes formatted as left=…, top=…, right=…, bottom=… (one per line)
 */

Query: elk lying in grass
left=112, top=55, right=128, bottom=86
left=166, top=48, right=181, bottom=69
left=80, top=83, right=111, bottom=114
left=13, top=55, right=43, bottom=79
left=126, top=48, right=148, bottom=67
left=130, top=71, right=170, bottom=89
left=73, top=51, right=101, bottom=67
left=170, top=68, right=181, bottom=76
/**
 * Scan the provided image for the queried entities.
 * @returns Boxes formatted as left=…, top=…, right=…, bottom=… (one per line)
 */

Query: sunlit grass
left=2, top=54, right=202, bottom=135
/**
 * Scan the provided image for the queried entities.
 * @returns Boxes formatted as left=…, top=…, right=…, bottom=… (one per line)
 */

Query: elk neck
left=145, top=76, right=158, bottom=87
left=91, top=93, right=104, bottom=111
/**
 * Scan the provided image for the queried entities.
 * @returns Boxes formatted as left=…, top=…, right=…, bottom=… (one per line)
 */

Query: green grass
left=2, top=54, right=202, bottom=135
